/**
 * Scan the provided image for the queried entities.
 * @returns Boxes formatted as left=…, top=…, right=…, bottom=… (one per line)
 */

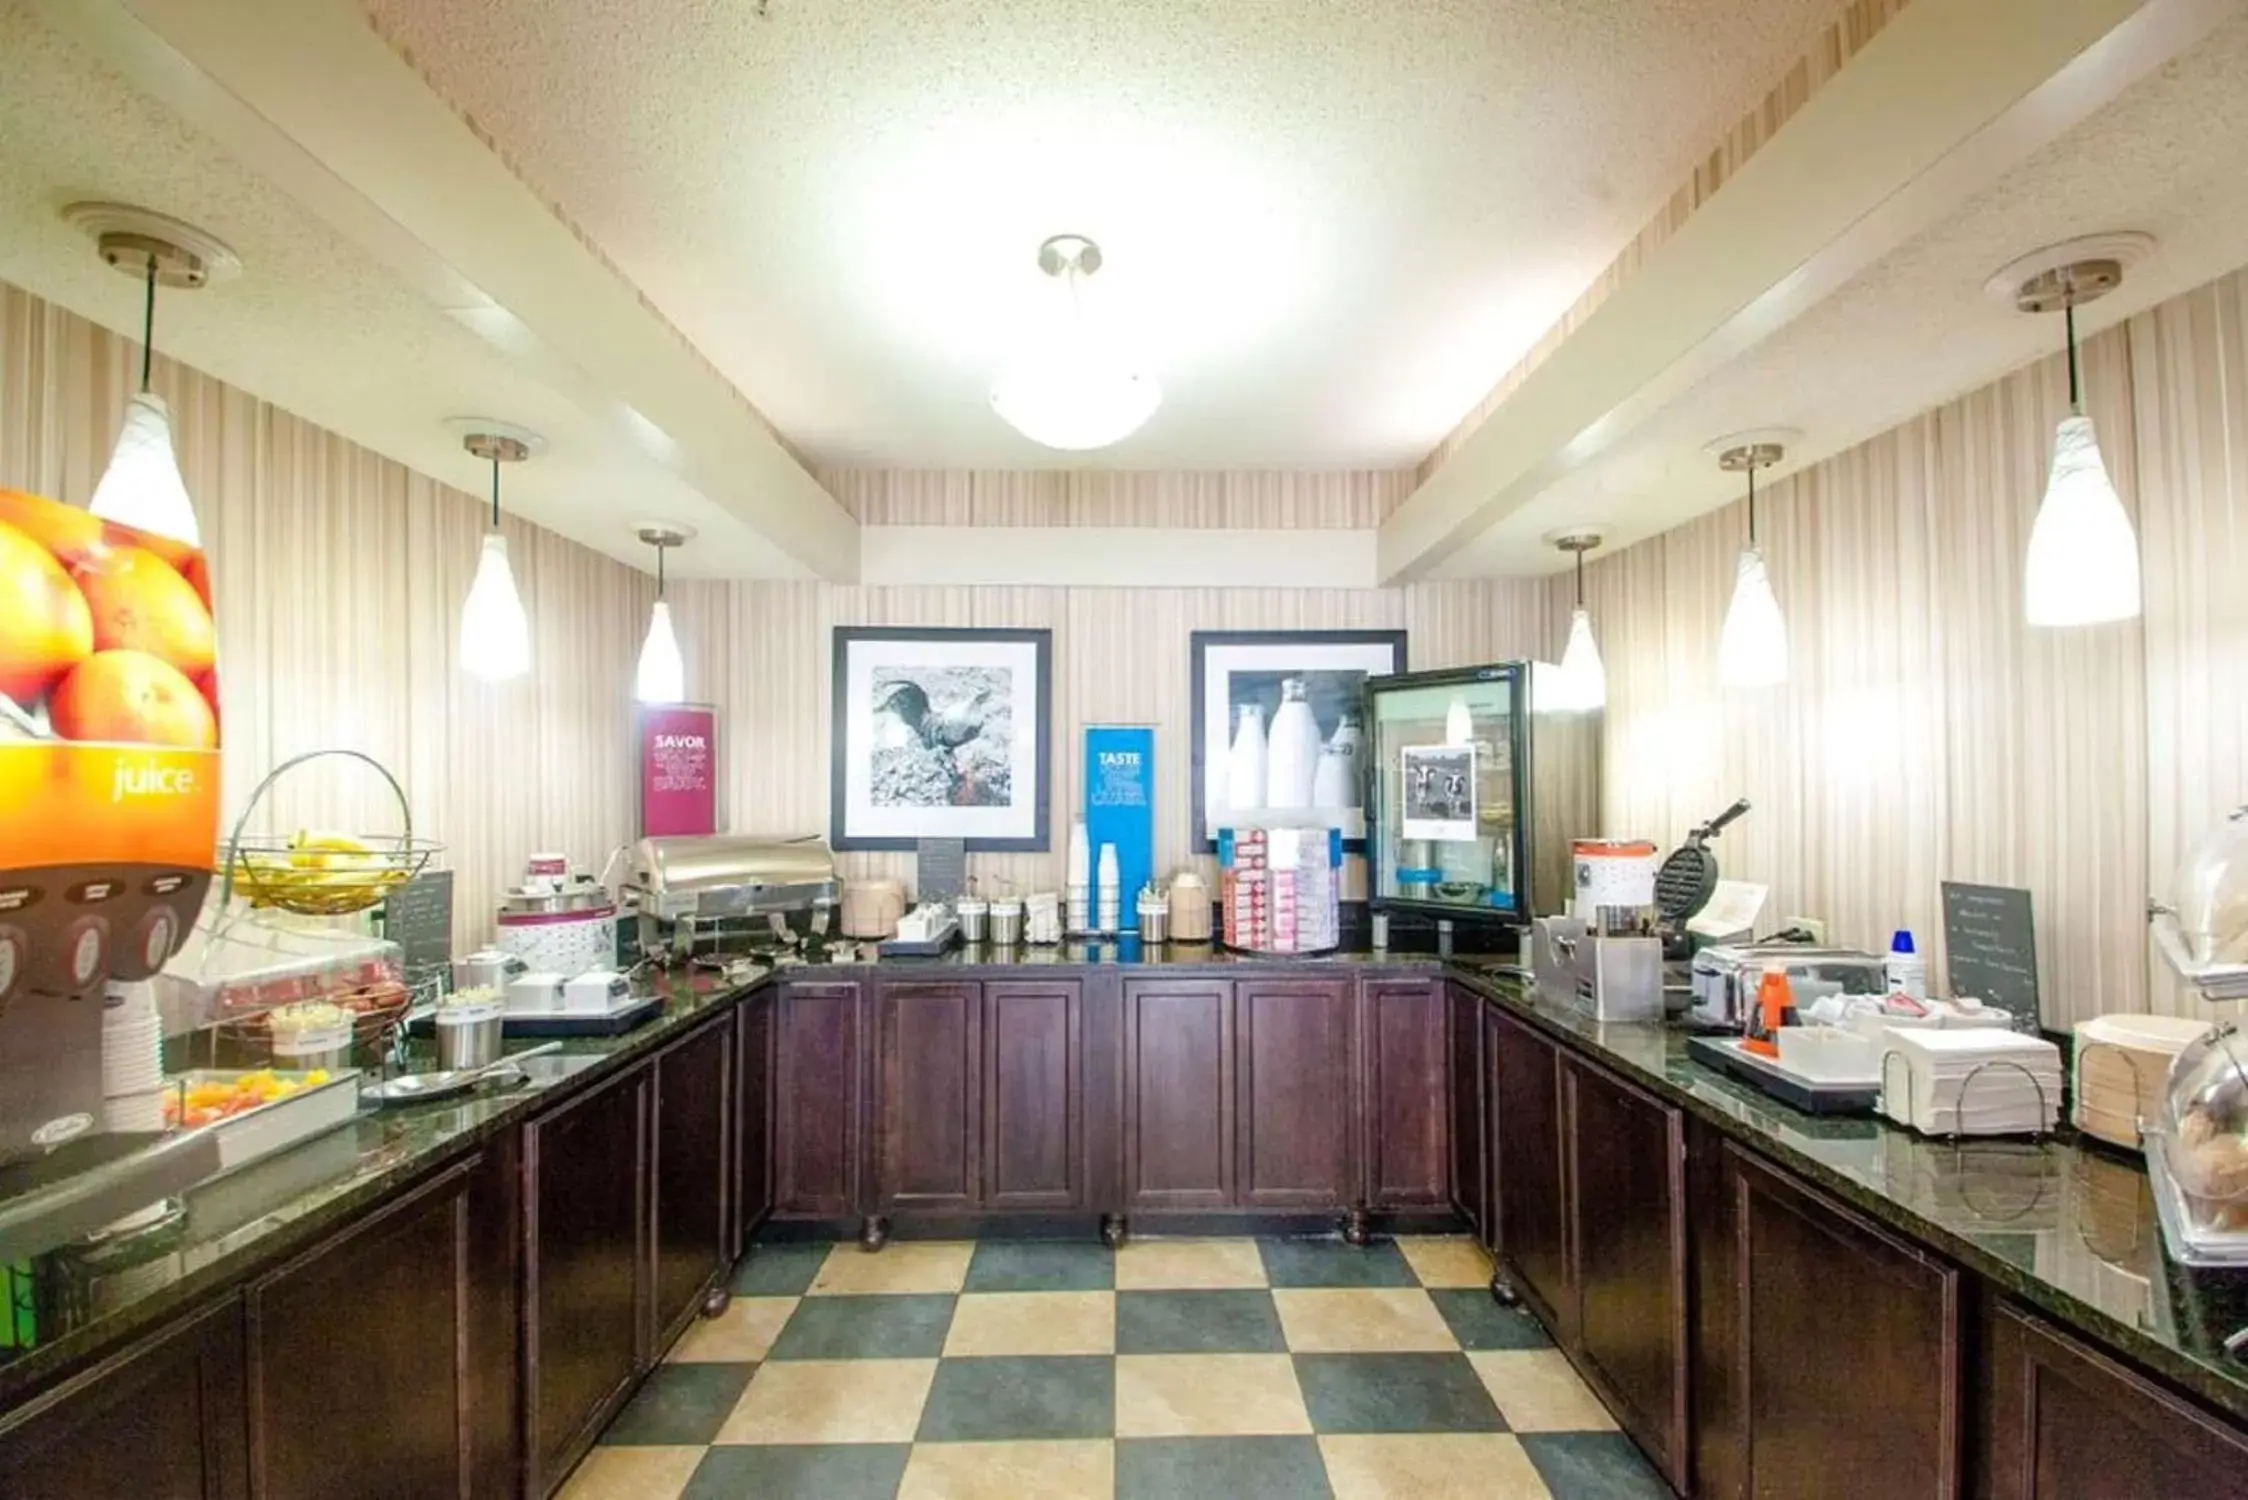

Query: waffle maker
left=1655, top=798, right=1750, bottom=957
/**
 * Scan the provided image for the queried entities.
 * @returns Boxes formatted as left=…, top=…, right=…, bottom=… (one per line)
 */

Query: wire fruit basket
left=218, top=749, right=442, bottom=917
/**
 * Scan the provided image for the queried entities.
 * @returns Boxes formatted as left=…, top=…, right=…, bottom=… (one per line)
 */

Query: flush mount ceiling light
left=1547, top=528, right=1606, bottom=712
left=1711, top=434, right=1791, bottom=688
left=1988, top=235, right=2153, bottom=627
left=65, top=204, right=241, bottom=547
left=634, top=523, right=691, bottom=705
left=989, top=234, right=1161, bottom=451
left=454, top=423, right=542, bottom=683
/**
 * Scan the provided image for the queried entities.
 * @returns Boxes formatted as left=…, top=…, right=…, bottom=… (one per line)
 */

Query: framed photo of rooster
left=830, top=626, right=1053, bottom=852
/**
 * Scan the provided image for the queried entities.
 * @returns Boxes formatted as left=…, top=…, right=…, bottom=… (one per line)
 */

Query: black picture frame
left=1188, top=628, right=1409, bottom=854
left=830, top=626, right=1053, bottom=852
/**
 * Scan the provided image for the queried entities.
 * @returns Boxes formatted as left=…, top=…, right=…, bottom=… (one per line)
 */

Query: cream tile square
left=555, top=1446, right=704, bottom=1500
left=665, top=1296, right=797, bottom=1363
left=898, top=1439, right=1115, bottom=1499
left=1396, top=1236, right=1495, bottom=1289
left=714, top=1358, right=938, bottom=1444
left=1320, top=1434, right=1552, bottom=1499
left=943, top=1291, right=1116, bottom=1356
left=809, top=1242, right=974, bottom=1296
left=1113, top=1238, right=1268, bottom=1290
left=1114, top=1353, right=1312, bottom=1437
left=1272, top=1287, right=1458, bottom=1352
left=1468, top=1349, right=1618, bottom=1433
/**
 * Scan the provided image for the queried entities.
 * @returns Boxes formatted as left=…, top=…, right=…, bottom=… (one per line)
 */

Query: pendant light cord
left=489, top=457, right=501, bottom=531
left=138, top=258, right=156, bottom=393
left=656, top=543, right=667, bottom=598
left=1573, top=547, right=1586, bottom=607
left=1746, top=463, right=1759, bottom=547
left=2064, top=298, right=2082, bottom=413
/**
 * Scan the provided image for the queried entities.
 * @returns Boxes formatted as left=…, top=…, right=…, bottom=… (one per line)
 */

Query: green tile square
left=1294, top=1352, right=1505, bottom=1434
left=733, top=1242, right=834, bottom=1296
left=1116, top=1436, right=1332, bottom=1499
left=1256, top=1237, right=1416, bottom=1288
left=1520, top=1432, right=1672, bottom=1498
left=1429, top=1289, right=1554, bottom=1350
left=965, top=1239, right=1117, bottom=1292
left=684, top=1443, right=910, bottom=1500
left=598, top=1362, right=754, bottom=1446
left=915, top=1354, right=1115, bottom=1441
left=766, top=1293, right=955, bottom=1360
left=1115, top=1290, right=1286, bottom=1354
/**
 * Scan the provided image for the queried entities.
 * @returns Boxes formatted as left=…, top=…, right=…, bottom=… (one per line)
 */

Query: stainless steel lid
left=631, top=835, right=836, bottom=896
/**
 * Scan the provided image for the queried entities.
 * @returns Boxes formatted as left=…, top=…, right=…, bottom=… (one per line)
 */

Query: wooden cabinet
left=652, top=1016, right=734, bottom=1349
left=1693, top=1131, right=1962, bottom=1500
left=245, top=1150, right=517, bottom=1500
left=525, top=1065, right=648, bottom=1496
left=1122, top=979, right=1236, bottom=1210
left=771, top=981, right=864, bottom=1218
left=1987, top=1302, right=2248, bottom=1500
left=983, top=979, right=1084, bottom=1210
left=874, top=981, right=983, bottom=1214
left=0, top=1298, right=247, bottom=1500
left=1364, top=978, right=1448, bottom=1212
left=737, top=989, right=774, bottom=1245
left=1564, top=1056, right=1687, bottom=1492
left=1235, top=977, right=1358, bottom=1210
left=1488, top=1006, right=1572, bottom=1337
left=1449, top=984, right=1488, bottom=1241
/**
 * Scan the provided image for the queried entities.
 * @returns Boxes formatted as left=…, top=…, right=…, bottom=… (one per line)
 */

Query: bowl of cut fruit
left=163, top=1066, right=360, bottom=1173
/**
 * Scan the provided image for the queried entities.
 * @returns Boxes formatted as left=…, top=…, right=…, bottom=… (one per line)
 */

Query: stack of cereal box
left=1218, top=824, right=1340, bottom=953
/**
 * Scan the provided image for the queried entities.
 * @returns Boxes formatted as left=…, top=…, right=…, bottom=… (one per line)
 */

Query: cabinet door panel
left=0, top=1299, right=246, bottom=1500
left=1123, top=980, right=1235, bottom=1210
left=772, top=982, right=862, bottom=1217
left=1365, top=979, right=1448, bottom=1211
left=1990, top=1303, right=2248, bottom=1500
left=1236, top=979, right=1358, bottom=1210
left=1489, top=1008, right=1571, bottom=1337
left=653, top=1016, right=734, bottom=1348
left=984, top=980, right=1084, bottom=1209
left=1566, top=1058, right=1687, bottom=1491
left=1449, top=985, right=1487, bottom=1239
left=527, top=1068, right=648, bottom=1495
left=875, top=982, right=983, bottom=1213
left=737, top=993, right=775, bottom=1243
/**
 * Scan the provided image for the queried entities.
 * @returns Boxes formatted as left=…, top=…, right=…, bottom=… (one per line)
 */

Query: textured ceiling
left=1439, top=8, right=2248, bottom=576
left=359, top=0, right=1837, bottom=470
left=0, top=0, right=802, bottom=578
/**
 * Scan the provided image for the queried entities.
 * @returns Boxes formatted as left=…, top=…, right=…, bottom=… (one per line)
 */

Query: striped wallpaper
left=1581, top=262, right=2248, bottom=1028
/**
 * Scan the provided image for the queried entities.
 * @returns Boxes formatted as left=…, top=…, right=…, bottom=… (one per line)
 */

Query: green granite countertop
left=1446, top=965, right=2248, bottom=1426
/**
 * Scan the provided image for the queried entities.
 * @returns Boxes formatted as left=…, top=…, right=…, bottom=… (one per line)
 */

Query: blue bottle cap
left=1889, top=929, right=1917, bottom=955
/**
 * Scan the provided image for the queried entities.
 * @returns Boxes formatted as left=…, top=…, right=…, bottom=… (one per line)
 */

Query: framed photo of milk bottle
left=1189, top=630, right=1407, bottom=853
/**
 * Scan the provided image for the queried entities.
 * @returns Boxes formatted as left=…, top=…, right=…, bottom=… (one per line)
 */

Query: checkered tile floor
left=558, top=1235, right=1670, bottom=1500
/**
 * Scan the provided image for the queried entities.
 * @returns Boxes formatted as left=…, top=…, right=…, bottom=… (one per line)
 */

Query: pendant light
left=634, top=524, right=690, bottom=704
left=1444, top=696, right=1475, bottom=748
left=1550, top=529, right=1606, bottom=712
left=2012, top=253, right=2141, bottom=626
left=1715, top=439, right=1788, bottom=687
left=990, top=234, right=1161, bottom=451
left=67, top=205, right=241, bottom=546
left=457, top=427, right=536, bottom=682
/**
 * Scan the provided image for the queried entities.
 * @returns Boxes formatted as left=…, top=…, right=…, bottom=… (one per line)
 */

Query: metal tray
left=171, top=1068, right=363, bottom=1176
left=1687, top=1034, right=1880, bottom=1115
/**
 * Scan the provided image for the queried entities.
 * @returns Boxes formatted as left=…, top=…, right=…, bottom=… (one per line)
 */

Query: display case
left=1364, top=662, right=1595, bottom=925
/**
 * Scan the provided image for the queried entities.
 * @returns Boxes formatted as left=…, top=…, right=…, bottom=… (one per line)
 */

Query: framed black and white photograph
left=831, top=626, right=1052, bottom=851
left=1400, top=744, right=1477, bottom=842
left=1190, top=629, right=1407, bottom=852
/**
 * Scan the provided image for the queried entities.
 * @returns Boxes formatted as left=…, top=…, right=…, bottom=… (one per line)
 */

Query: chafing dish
left=622, top=835, right=838, bottom=965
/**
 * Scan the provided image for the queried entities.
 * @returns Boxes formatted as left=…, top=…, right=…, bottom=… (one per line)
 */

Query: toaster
left=1688, top=944, right=1886, bottom=1032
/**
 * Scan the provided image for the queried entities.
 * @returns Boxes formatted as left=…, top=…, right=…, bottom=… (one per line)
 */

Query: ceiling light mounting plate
left=1983, top=232, right=2154, bottom=310
left=64, top=202, right=241, bottom=288
left=1036, top=234, right=1102, bottom=278
left=447, top=417, right=546, bottom=463
left=634, top=523, right=694, bottom=549
left=1702, top=426, right=1799, bottom=470
left=1545, top=527, right=1604, bottom=556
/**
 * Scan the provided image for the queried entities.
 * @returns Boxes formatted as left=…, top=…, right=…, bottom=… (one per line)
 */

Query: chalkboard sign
left=1941, top=881, right=2039, bottom=1027
left=382, top=870, right=455, bottom=994
left=916, top=838, right=966, bottom=905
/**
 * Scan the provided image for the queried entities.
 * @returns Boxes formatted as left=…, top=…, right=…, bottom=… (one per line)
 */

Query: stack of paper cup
left=1067, top=821, right=1093, bottom=935
left=103, top=981, right=168, bottom=1133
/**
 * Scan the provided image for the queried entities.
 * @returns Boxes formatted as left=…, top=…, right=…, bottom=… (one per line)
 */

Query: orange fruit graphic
left=194, top=667, right=222, bottom=734
left=0, top=490, right=110, bottom=569
left=72, top=544, right=216, bottom=679
left=49, top=648, right=218, bottom=748
left=0, top=516, right=95, bottom=705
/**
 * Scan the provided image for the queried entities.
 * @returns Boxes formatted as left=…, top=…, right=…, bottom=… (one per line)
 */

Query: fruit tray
left=167, top=1068, right=362, bottom=1176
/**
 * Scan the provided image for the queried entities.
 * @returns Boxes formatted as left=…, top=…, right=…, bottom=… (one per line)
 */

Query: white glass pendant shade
left=1558, top=605, right=1606, bottom=711
left=2025, top=414, right=2141, bottom=626
left=1718, top=545, right=1788, bottom=687
left=1444, top=696, right=1474, bottom=747
left=459, top=532, right=531, bottom=681
left=89, top=392, right=199, bottom=546
left=635, top=600, right=686, bottom=704
left=990, top=343, right=1160, bottom=451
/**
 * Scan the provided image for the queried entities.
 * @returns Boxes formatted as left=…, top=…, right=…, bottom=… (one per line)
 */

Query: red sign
left=639, top=703, right=717, bottom=837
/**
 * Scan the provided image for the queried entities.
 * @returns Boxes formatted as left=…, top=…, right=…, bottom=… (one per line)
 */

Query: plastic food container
left=270, top=1022, right=352, bottom=1073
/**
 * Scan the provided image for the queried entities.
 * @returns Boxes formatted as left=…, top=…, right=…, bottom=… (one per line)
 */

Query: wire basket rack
left=217, top=749, right=441, bottom=917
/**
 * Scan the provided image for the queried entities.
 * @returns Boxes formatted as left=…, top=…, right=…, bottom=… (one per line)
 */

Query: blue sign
left=1084, top=726, right=1155, bottom=932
